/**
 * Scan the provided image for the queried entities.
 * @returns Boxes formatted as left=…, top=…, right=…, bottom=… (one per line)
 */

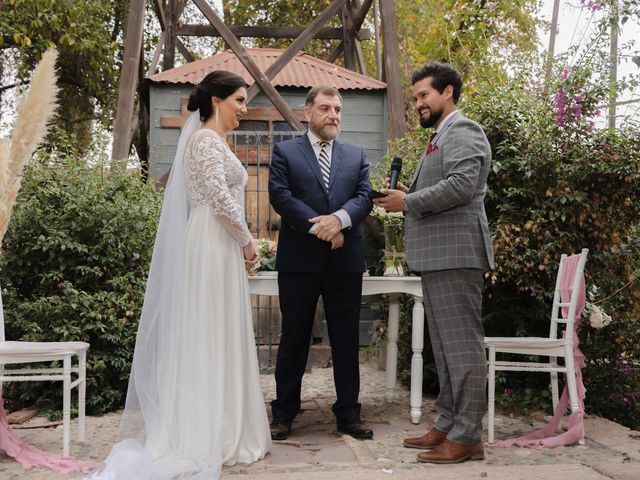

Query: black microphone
left=389, top=156, right=403, bottom=190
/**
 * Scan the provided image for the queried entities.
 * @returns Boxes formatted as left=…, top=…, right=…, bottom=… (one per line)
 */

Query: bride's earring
left=215, top=106, right=220, bottom=129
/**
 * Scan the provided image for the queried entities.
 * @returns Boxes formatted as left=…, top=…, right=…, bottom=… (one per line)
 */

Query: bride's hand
left=243, top=239, right=260, bottom=272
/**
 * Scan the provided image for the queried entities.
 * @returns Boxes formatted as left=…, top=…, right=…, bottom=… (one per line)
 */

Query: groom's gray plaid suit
left=405, top=110, right=494, bottom=444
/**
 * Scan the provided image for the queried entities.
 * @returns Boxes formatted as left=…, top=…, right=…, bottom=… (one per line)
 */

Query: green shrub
left=468, top=63, right=640, bottom=429
left=0, top=154, right=162, bottom=416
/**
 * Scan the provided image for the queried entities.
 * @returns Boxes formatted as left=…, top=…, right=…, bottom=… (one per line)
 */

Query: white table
left=248, top=274, right=425, bottom=424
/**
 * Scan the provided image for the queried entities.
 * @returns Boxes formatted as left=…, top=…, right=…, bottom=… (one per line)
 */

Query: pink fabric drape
left=0, top=393, right=94, bottom=472
left=492, top=253, right=586, bottom=448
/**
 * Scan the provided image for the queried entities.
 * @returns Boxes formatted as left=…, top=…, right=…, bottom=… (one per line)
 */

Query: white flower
left=588, top=304, right=612, bottom=329
left=371, top=205, right=404, bottom=224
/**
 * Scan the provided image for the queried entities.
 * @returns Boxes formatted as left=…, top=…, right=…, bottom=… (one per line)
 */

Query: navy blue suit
left=268, top=133, right=373, bottom=422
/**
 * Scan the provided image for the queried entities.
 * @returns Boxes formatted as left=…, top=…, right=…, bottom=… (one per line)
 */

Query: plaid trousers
left=421, top=268, right=487, bottom=444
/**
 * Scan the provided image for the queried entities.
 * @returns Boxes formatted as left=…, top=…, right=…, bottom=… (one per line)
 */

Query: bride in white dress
left=85, top=71, right=271, bottom=479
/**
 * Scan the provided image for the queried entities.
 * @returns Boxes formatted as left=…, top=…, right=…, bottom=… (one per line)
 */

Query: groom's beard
left=420, top=108, right=443, bottom=129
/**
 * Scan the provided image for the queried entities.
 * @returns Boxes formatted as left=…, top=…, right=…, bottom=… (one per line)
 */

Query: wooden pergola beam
left=326, top=0, right=372, bottom=66
left=246, top=0, right=347, bottom=103
left=192, top=0, right=303, bottom=130
left=176, top=37, right=195, bottom=62
left=177, top=25, right=370, bottom=40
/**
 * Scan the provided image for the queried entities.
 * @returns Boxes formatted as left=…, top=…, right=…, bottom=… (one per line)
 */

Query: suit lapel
left=296, top=134, right=327, bottom=192
left=409, top=111, right=461, bottom=191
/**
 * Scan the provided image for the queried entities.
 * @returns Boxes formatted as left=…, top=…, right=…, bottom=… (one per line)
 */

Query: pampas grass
left=0, top=48, right=59, bottom=244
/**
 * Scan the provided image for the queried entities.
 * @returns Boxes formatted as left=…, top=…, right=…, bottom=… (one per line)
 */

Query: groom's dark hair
left=411, top=62, right=463, bottom=104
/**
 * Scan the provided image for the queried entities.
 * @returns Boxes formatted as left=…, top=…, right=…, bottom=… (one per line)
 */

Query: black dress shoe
left=337, top=417, right=373, bottom=440
left=270, top=418, right=292, bottom=440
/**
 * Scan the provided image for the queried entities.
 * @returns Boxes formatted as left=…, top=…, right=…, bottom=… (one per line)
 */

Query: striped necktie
left=318, top=140, right=331, bottom=189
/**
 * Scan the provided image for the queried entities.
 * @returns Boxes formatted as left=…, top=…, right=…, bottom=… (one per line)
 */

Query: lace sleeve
left=189, top=134, right=252, bottom=246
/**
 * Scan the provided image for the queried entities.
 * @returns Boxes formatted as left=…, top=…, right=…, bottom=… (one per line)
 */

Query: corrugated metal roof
left=147, top=48, right=386, bottom=91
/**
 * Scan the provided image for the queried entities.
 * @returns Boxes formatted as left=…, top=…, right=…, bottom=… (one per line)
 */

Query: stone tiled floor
left=1, top=360, right=639, bottom=479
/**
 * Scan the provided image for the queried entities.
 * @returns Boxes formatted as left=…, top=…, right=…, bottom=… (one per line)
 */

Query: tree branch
left=0, top=80, right=29, bottom=93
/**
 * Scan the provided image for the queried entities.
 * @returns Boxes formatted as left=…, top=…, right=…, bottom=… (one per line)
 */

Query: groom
left=268, top=86, right=373, bottom=440
left=375, top=62, right=494, bottom=463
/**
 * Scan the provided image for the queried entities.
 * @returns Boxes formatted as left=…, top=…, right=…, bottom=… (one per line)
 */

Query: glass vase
left=383, top=223, right=405, bottom=276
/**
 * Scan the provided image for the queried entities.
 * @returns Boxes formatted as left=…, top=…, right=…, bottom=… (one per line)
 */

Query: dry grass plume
left=0, top=48, right=59, bottom=244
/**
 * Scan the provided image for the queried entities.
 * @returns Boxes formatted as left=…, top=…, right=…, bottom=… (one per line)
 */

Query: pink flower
left=561, top=68, right=570, bottom=80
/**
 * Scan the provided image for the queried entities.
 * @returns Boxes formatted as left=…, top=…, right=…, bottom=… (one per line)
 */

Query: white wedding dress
left=83, top=120, right=270, bottom=480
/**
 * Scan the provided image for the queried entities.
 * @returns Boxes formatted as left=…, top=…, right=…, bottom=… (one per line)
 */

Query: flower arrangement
left=251, top=238, right=277, bottom=274
left=370, top=206, right=405, bottom=276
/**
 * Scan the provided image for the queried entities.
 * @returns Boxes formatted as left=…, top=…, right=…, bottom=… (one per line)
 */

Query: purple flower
left=555, top=89, right=565, bottom=112
left=504, top=387, right=514, bottom=396
left=561, top=68, right=570, bottom=80
left=572, top=103, right=583, bottom=121
left=623, top=364, right=632, bottom=375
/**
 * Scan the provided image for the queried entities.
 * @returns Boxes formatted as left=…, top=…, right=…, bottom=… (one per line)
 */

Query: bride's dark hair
left=187, top=70, right=248, bottom=122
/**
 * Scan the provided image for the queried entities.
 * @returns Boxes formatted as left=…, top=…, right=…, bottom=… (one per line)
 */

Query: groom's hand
left=309, top=214, right=342, bottom=241
left=376, top=189, right=406, bottom=213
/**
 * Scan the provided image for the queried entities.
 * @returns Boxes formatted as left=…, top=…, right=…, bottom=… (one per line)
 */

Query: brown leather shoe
left=416, top=438, right=484, bottom=464
left=403, top=426, right=447, bottom=449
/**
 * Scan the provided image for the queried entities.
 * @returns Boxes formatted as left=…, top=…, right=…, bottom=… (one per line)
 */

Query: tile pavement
left=1, top=358, right=639, bottom=480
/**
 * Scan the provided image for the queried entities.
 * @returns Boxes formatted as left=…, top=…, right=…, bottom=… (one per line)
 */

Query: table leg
left=410, top=295, right=425, bottom=424
left=385, top=293, right=400, bottom=402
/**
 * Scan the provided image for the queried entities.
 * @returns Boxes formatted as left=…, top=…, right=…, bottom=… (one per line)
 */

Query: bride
left=85, top=70, right=271, bottom=479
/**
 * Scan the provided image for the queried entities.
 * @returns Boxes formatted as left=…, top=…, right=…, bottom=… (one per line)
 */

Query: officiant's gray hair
left=305, top=86, right=343, bottom=107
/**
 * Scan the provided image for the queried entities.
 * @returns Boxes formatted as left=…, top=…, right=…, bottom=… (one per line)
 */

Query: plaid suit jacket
left=404, top=111, right=494, bottom=272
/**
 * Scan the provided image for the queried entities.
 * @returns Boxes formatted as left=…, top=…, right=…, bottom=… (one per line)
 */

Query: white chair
left=0, top=292, right=89, bottom=456
left=485, top=248, right=588, bottom=444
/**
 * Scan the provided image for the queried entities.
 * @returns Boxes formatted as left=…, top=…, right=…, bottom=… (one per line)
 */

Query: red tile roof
left=147, top=48, right=386, bottom=91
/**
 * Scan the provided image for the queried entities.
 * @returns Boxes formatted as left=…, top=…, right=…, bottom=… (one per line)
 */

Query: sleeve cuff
left=333, top=209, right=352, bottom=229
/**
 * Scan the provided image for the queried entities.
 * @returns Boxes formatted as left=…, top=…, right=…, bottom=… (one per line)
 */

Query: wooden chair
left=0, top=293, right=89, bottom=456
left=485, top=248, right=588, bottom=444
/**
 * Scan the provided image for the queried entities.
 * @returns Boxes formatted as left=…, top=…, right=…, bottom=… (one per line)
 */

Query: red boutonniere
left=426, top=143, right=438, bottom=154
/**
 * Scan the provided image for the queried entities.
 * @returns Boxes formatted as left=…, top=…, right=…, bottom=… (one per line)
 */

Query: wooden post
left=342, top=1, right=357, bottom=71
left=163, top=0, right=176, bottom=70
left=379, top=0, right=405, bottom=139
left=193, top=0, right=304, bottom=130
left=111, top=0, right=146, bottom=164
left=374, top=0, right=382, bottom=80
left=136, top=44, right=150, bottom=179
